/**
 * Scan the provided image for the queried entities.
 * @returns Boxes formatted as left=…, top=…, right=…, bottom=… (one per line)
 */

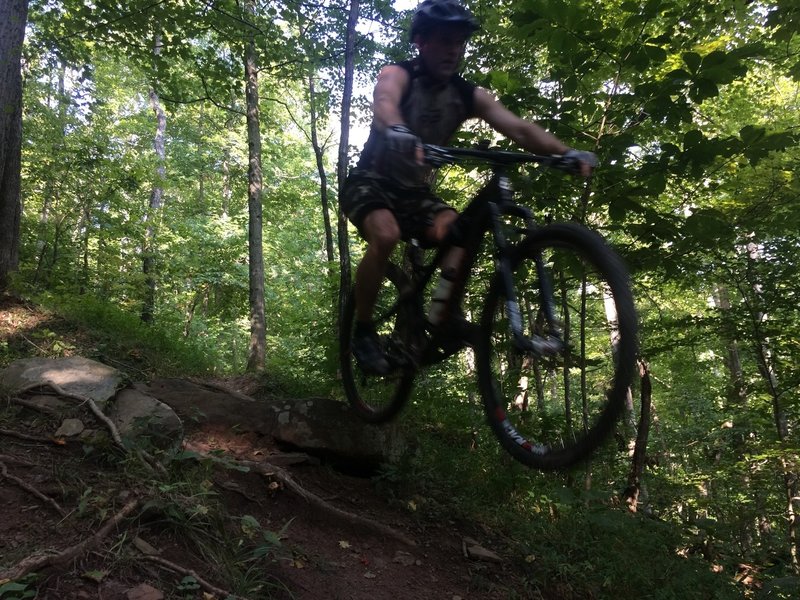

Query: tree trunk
left=712, top=284, right=747, bottom=410
left=34, top=61, right=68, bottom=288
left=623, top=360, right=652, bottom=512
left=745, top=241, right=799, bottom=573
left=309, top=75, right=334, bottom=264
left=142, top=33, right=167, bottom=323
left=0, top=0, right=29, bottom=292
left=244, top=0, right=266, bottom=372
left=336, top=0, right=359, bottom=331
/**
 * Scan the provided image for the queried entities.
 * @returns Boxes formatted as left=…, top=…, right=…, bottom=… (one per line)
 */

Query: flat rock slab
left=137, top=378, right=409, bottom=468
left=0, top=357, right=123, bottom=409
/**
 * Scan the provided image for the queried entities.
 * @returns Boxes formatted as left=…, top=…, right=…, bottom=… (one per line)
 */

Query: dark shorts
left=340, top=168, right=454, bottom=242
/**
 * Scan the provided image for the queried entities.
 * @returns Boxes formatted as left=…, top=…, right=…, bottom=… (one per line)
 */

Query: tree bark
left=0, top=0, right=29, bottom=292
left=244, top=0, right=266, bottom=372
left=623, top=360, right=652, bottom=512
left=336, top=0, right=359, bottom=332
left=745, top=241, right=799, bottom=573
left=142, top=33, right=167, bottom=323
left=309, top=75, right=335, bottom=264
left=712, top=284, right=747, bottom=410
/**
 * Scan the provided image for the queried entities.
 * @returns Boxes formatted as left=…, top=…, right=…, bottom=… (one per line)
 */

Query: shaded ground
left=0, top=296, right=531, bottom=599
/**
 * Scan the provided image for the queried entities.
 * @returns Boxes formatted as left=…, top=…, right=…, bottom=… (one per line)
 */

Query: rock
left=139, top=378, right=409, bottom=469
left=25, top=394, right=70, bottom=412
left=54, top=418, right=85, bottom=437
left=125, top=583, right=164, bottom=600
left=266, top=397, right=409, bottom=469
left=106, top=389, right=183, bottom=452
left=0, top=357, right=123, bottom=410
left=393, top=550, right=416, bottom=566
left=132, top=536, right=160, bottom=556
left=463, top=537, right=502, bottom=563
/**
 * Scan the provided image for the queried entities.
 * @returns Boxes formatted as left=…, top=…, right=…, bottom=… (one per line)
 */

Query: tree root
left=0, top=427, right=66, bottom=445
left=0, top=461, right=67, bottom=517
left=232, top=457, right=416, bottom=547
left=188, top=377, right=259, bottom=403
left=39, top=380, right=167, bottom=475
left=140, top=555, right=240, bottom=599
left=0, top=453, right=35, bottom=466
left=0, top=498, right=140, bottom=581
left=10, top=396, right=64, bottom=417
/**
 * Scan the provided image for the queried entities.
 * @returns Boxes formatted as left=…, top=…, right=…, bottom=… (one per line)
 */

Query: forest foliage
left=4, top=0, right=800, bottom=596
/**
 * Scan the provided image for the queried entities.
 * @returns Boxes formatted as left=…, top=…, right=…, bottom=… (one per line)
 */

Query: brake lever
left=423, top=145, right=454, bottom=168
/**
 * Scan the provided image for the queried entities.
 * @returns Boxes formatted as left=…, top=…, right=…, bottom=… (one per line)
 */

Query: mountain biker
left=341, top=0, right=597, bottom=375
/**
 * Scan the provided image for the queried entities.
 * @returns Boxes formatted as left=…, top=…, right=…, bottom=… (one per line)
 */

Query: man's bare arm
left=372, top=65, right=411, bottom=131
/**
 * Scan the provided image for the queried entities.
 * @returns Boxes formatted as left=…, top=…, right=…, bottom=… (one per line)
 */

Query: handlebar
left=422, top=144, right=588, bottom=174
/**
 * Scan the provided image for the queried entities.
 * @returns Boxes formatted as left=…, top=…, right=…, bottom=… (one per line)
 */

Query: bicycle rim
left=477, top=223, right=638, bottom=469
left=340, top=263, right=418, bottom=424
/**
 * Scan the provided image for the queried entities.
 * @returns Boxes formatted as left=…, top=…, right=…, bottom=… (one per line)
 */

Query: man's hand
left=385, top=124, right=421, bottom=155
left=561, top=149, right=598, bottom=177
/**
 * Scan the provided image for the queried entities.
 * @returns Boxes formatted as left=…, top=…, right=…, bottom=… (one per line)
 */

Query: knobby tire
left=340, top=263, right=417, bottom=423
left=477, top=223, right=638, bottom=469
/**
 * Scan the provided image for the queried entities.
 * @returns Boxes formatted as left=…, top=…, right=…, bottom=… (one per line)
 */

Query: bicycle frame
left=379, top=145, right=567, bottom=366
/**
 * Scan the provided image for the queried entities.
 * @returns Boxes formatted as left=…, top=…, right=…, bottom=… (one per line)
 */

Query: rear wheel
left=477, top=223, right=637, bottom=469
left=340, top=263, right=419, bottom=423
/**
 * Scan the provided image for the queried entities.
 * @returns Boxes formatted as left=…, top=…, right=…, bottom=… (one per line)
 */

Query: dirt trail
left=0, top=296, right=527, bottom=599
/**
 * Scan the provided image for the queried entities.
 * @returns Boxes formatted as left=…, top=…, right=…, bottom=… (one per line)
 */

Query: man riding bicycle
left=341, top=0, right=596, bottom=375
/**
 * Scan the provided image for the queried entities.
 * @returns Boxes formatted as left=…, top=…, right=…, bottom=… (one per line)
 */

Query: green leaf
left=489, top=70, right=509, bottom=94
left=608, top=197, right=645, bottom=222
left=689, top=78, right=718, bottom=102
left=739, top=125, right=766, bottom=146
left=789, top=59, right=800, bottom=81
left=682, top=52, right=701, bottom=74
left=684, top=209, right=732, bottom=241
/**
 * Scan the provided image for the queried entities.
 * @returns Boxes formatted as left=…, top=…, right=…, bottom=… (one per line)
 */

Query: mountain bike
left=340, top=145, right=638, bottom=470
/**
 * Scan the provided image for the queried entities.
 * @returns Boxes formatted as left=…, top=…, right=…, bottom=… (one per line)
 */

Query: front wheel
left=477, top=223, right=638, bottom=469
left=340, top=263, right=419, bottom=423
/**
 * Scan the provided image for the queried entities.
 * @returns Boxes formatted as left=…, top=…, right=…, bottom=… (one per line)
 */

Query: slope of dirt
left=0, top=295, right=532, bottom=600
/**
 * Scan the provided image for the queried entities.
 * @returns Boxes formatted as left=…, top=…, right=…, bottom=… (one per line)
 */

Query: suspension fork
left=488, top=173, right=563, bottom=355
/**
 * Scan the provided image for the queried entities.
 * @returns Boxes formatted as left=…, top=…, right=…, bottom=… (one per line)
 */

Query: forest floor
left=0, top=295, right=537, bottom=600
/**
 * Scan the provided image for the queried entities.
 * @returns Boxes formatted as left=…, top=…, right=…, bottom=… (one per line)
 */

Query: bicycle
left=340, top=144, right=638, bottom=470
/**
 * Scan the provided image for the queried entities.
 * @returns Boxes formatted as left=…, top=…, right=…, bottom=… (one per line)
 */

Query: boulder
left=106, top=389, right=184, bottom=452
left=137, top=378, right=408, bottom=469
left=0, top=356, right=123, bottom=410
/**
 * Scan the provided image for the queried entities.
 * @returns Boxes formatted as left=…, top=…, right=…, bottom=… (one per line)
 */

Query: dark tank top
left=357, top=57, right=477, bottom=186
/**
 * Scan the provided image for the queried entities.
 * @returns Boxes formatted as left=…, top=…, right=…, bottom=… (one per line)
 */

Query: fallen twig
left=0, top=428, right=62, bottom=444
left=140, top=555, right=240, bottom=599
left=41, top=380, right=167, bottom=475
left=10, top=396, right=64, bottom=417
left=0, top=498, right=141, bottom=581
left=0, top=453, right=36, bottom=467
left=234, top=457, right=416, bottom=547
left=188, top=377, right=258, bottom=403
left=40, top=381, right=123, bottom=446
left=0, top=461, right=67, bottom=517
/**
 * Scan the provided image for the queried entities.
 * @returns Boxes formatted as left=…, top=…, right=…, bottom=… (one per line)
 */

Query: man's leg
left=428, top=209, right=464, bottom=274
left=355, top=208, right=401, bottom=322
left=352, top=208, right=401, bottom=374
left=424, top=209, right=471, bottom=327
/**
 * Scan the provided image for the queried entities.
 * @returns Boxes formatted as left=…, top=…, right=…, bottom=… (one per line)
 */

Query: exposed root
left=0, top=453, right=35, bottom=466
left=234, top=457, right=416, bottom=547
left=0, top=498, right=140, bottom=581
left=188, top=377, right=258, bottom=403
left=10, top=396, right=64, bottom=417
left=140, top=555, right=240, bottom=599
left=0, top=461, right=67, bottom=517
left=40, top=380, right=167, bottom=475
left=41, top=380, right=123, bottom=446
left=0, top=427, right=64, bottom=445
